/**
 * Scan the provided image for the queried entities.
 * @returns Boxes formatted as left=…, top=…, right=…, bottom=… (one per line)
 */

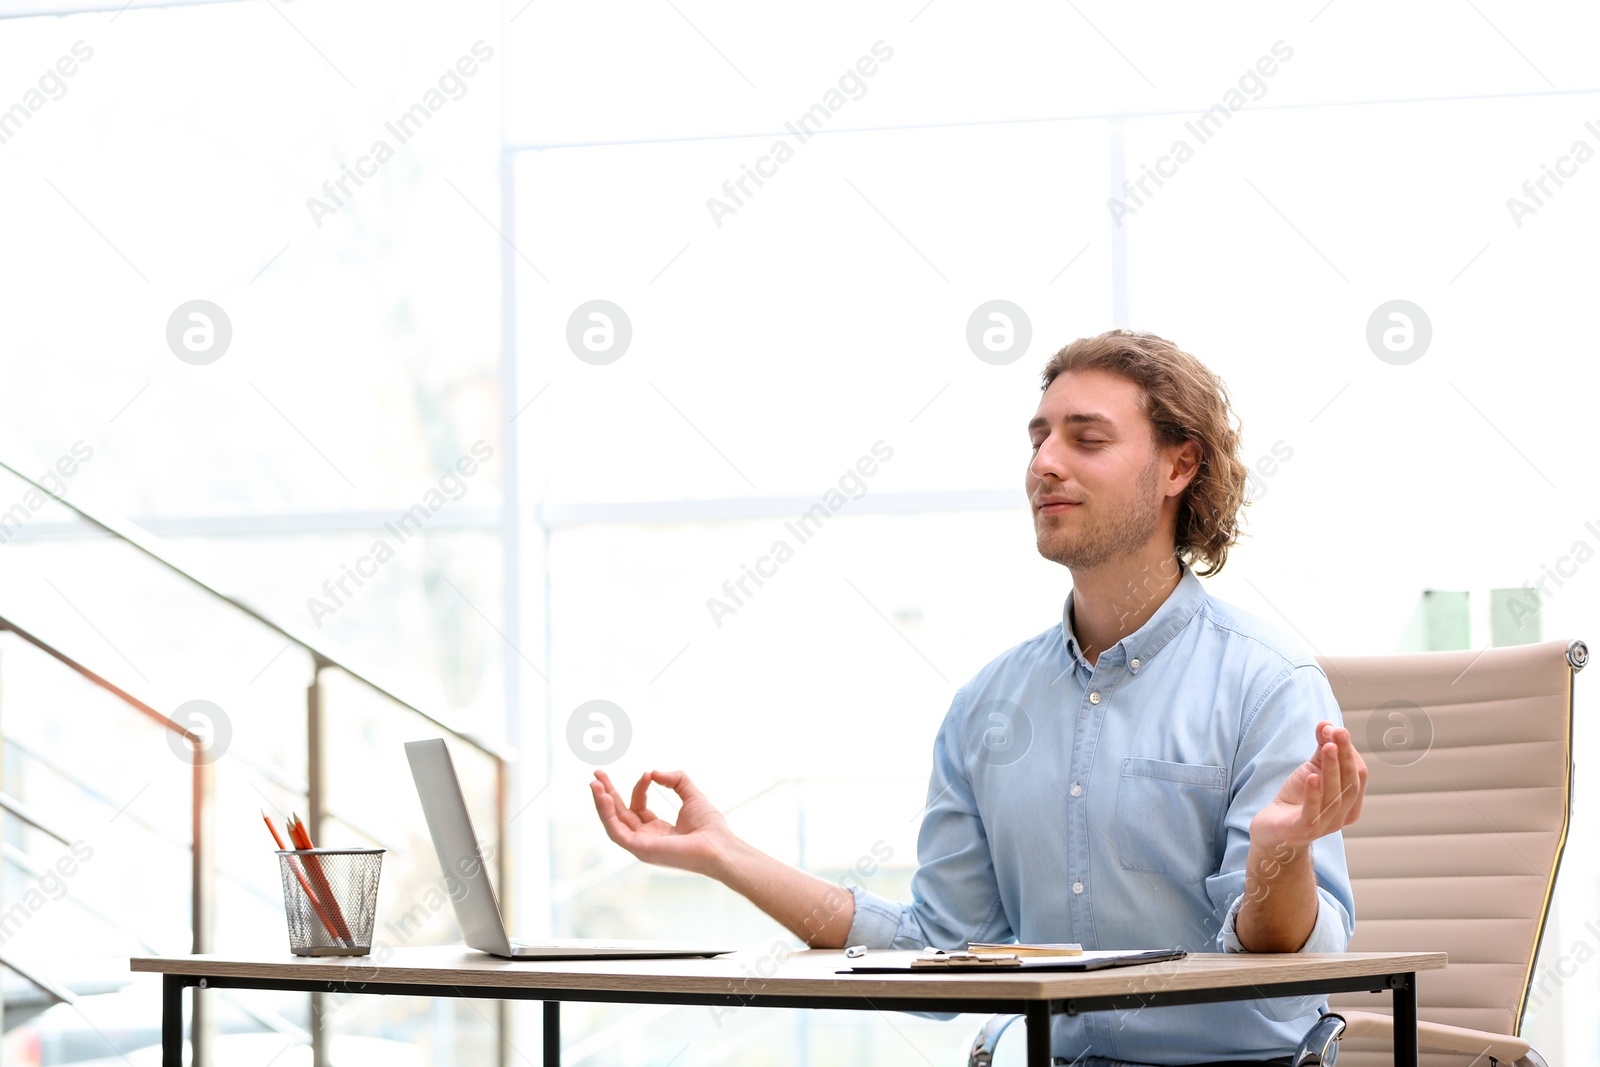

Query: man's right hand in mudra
left=589, top=768, right=858, bottom=947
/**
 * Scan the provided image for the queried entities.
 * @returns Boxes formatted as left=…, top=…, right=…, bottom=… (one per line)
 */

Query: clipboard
left=838, top=948, right=1186, bottom=973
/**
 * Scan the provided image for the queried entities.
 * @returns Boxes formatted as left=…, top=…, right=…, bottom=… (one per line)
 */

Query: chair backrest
left=1315, top=637, right=1584, bottom=1067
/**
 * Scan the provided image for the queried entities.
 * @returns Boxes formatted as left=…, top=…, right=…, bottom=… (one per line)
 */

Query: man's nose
left=1030, top=436, right=1067, bottom=481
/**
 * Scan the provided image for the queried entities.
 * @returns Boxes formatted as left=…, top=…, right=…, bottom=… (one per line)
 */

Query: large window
left=1, top=1, right=1595, bottom=1063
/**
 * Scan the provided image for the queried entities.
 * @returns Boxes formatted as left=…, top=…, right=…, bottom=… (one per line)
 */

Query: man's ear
left=1166, top=439, right=1202, bottom=497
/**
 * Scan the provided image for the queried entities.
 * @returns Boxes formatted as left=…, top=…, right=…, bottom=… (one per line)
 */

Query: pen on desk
left=263, top=810, right=344, bottom=945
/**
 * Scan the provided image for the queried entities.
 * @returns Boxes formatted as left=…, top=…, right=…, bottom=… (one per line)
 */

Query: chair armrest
left=1338, top=1009, right=1531, bottom=1062
left=968, top=1014, right=1024, bottom=1067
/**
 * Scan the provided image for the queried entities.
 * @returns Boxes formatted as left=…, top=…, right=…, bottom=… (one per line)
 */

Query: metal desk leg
left=1025, top=1001, right=1051, bottom=1067
left=544, top=1001, right=560, bottom=1066
left=163, top=974, right=185, bottom=1067
left=1392, top=974, right=1418, bottom=1067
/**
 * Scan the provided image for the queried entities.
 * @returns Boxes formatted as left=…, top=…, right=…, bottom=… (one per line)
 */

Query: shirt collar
left=1062, top=558, right=1207, bottom=672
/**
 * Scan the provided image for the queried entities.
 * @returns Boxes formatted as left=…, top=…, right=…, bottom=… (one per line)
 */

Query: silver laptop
left=404, top=738, right=732, bottom=960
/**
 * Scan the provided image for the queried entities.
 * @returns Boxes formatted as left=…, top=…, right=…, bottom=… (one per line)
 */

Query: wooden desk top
left=132, top=947, right=1446, bottom=1002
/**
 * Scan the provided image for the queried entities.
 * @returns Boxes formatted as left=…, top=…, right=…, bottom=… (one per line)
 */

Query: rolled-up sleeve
left=1218, top=881, right=1350, bottom=954
left=844, top=884, right=909, bottom=947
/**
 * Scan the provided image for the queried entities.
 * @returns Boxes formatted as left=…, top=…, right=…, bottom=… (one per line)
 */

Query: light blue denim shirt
left=847, top=559, right=1354, bottom=1066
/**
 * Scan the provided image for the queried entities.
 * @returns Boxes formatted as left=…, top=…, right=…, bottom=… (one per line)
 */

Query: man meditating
left=590, top=328, right=1367, bottom=1066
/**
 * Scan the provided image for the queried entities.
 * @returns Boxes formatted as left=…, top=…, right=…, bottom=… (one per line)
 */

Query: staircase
left=0, top=457, right=513, bottom=1066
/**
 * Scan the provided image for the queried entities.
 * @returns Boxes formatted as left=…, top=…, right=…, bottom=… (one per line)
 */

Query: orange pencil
left=289, top=814, right=354, bottom=943
left=263, top=810, right=344, bottom=945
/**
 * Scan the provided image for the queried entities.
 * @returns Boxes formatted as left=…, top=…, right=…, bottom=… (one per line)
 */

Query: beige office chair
left=969, top=637, right=1584, bottom=1067
left=1290, top=636, right=1582, bottom=1067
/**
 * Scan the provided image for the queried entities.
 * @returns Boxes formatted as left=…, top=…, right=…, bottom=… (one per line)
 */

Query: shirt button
left=1130, top=658, right=1141, bottom=671
left=1072, top=881, right=1084, bottom=895
left=1070, top=782, right=1082, bottom=797
left=1088, top=691, right=1101, bottom=705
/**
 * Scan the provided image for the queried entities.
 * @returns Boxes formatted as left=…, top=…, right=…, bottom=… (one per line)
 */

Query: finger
left=1334, top=726, right=1356, bottom=781
left=651, top=768, right=706, bottom=804
left=1303, top=770, right=1323, bottom=833
left=1343, top=731, right=1368, bottom=824
left=599, top=792, right=662, bottom=862
left=589, top=778, right=617, bottom=827
left=1307, top=721, right=1333, bottom=778
left=595, top=769, right=628, bottom=807
left=629, top=771, right=659, bottom=822
left=1333, top=727, right=1361, bottom=813
left=1316, top=741, right=1342, bottom=827
left=589, top=781, right=638, bottom=849
left=594, top=773, right=644, bottom=832
left=1332, top=730, right=1362, bottom=824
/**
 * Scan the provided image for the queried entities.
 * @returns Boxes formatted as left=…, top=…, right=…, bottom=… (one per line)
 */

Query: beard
left=1034, top=457, right=1162, bottom=570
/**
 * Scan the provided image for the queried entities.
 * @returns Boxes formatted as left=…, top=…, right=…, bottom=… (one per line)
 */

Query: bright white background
left=0, top=1, right=1595, bottom=1064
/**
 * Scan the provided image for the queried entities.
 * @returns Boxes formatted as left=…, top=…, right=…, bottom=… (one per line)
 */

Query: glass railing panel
left=0, top=460, right=512, bottom=1061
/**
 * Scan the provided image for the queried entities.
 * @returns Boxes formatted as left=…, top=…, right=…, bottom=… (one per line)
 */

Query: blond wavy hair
left=1039, top=329, right=1249, bottom=577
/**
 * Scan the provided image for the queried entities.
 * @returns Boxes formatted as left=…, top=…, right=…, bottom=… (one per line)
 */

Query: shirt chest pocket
left=1114, top=757, right=1228, bottom=884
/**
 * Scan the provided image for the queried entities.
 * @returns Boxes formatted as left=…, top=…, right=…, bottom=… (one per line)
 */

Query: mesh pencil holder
left=276, top=848, right=385, bottom=956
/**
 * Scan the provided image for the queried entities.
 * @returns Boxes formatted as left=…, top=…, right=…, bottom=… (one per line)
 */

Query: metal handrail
left=0, top=950, right=78, bottom=1008
left=0, top=791, right=71, bottom=846
left=0, top=614, right=199, bottom=743
left=0, top=457, right=517, bottom=1063
left=0, top=458, right=510, bottom=762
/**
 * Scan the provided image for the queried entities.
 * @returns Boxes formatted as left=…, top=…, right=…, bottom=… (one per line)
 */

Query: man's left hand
left=1252, top=720, right=1368, bottom=849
